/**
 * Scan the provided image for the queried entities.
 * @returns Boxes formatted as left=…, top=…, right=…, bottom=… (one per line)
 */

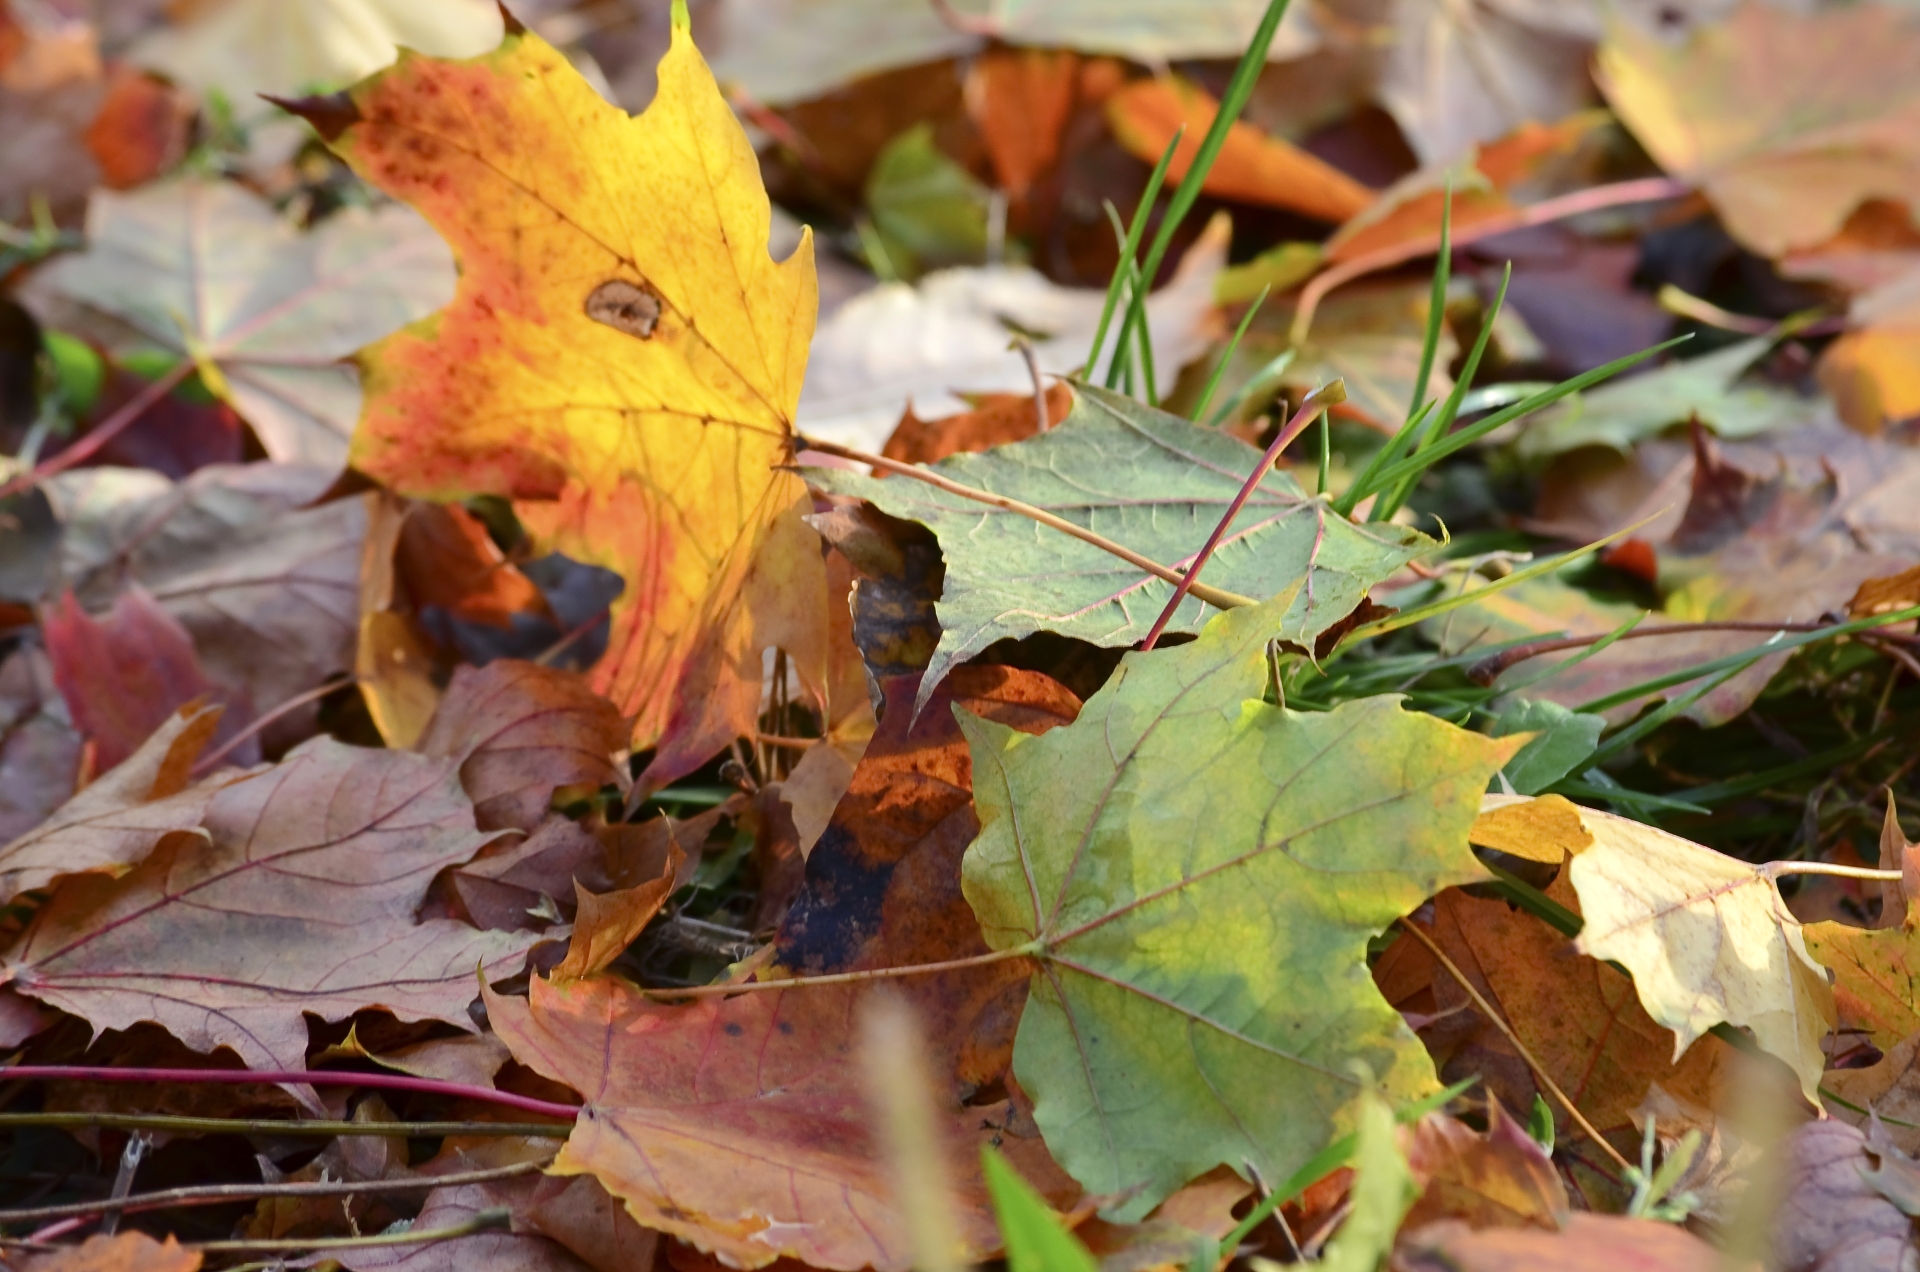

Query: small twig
left=1140, top=382, right=1345, bottom=651
left=642, top=945, right=1037, bottom=1000
left=1465, top=619, right=1916, bottom=686
left=754, top=732, right=819, bottom=751
left=1291, top=177, right=1688, bottom=345
left=1014, top=336, right=1053, bottom=434
left=796, top=438, right=1257, bottom=610
left=1396, top=917, right=1633, bottom=1174
left=0, top=1113, right=567, bottom=1138
left=0, top=361, right=193, bottom=500
left=188, top=1207, right=512, bottom=1253
left=1862, top=631, right=1920, bottom=683
left=0, top=1159, right=549, bottom=1228
left=192, top=675, right=357, bottom=775
left=0, top=1067, right=580, bottom=1121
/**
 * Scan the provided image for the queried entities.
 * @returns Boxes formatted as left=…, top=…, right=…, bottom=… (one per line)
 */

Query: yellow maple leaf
left=295, top=4, right=824, bottom=781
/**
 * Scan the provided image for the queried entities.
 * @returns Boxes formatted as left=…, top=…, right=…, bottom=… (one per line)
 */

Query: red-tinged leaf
left=396, top=502, right=551, bottom=630
left=418, top=661, right=629, bottom=833
left=41, top=586, right=247, bottom=772
left=879, top=383, right=1074, bottom=466
left=336, top=1182, right=587, bottom=1272
left=550, top=840, right=682, bottom=983
left=487, top=975, right=1073, bottom=1271
left=21, top=1231, right=201, bottom=1272
left=0, top=646, right=85, bottom=845
left=81, top=67, right=192, bottom=191
left=0, top=738, right=540, bottom=1090
left=0, top=702, right=225, bottom=904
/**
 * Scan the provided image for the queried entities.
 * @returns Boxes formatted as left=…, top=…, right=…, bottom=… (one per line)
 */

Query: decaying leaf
left=810, top=384, right=1430, bottom=710
left=306, top=12, right=827, bottom=785
left=1402, top=1102, right=1568, bottom=1232
left=485, top=974, right=1069, bottom=1272
left=0, top=702, right=224, bottom=905
left=1395, top=1211, right=1724, bottom=1272
left=0, top=737, right=540, bottom=1086
left=1820, top=263, right=1920, bottom=433
left=417, top=661, right=628, bottom=834
left=961, top=591, right=1516, bottom=1217
left=21, top=1231, right=202, bottom=1272
left=1769, top=1119, right=1920, bottom=1272
left=1599, top=1, right=1920, bottom=257
left=0, top=646, right=84, bottom=845
left=31, top=179, right=455, bottom=464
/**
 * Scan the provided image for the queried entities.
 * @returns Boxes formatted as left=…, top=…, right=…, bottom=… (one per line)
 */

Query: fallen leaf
left=1378, top=885, right=1732, bottom=1138
left=1598, top=1, right=1920, bottom=257
left=417, top=661, right=628, bottom=834
left=486, top=973, right=1067, bottom=1271
left=307, top=14, right=828, bottom=786
left=395, top=502, right=550, bottom=630
left=82, top=67, right=193, bottom=190
left=797, top=216, right=1226, bottom=450
left=0, top=647, right=84, bottom=851
left=357, top=491, right=441, bottom=749
left=0, top=737, right=540, bottom=1086
left=1402, top=1103, right=1568, bottom=1231
left=131, top=0, right=502, bottom=110
left=1768, top=1119, right=1920, bottom=1272
left=1107, top=74, right=1375, bottom=223
left=31, top=179, right=456, bottom=465
left=965, top=48, right=1097, bottom=216
left=22, top=1231, right=201, bottom=1272
left=0, top=702, right=223, bottom=905
left=1807, top=903, right=1920, bottom=1053
left=40, top=585, right=238, bottom=772
left=551, top=839, right=682, bottom=983
left=1395, top=1211, right=1724, bottom=1272
left=1555, top=802, right=1834, bottom=1101
left=809, top=384, right=1431, bottom=710
left=864, top=122, right=992, bottom=277
left=1322, top=1090, right=1420, bottom=1272
left=1819, top=263, right=1920, bottom=433
left=961, top=590, right=1516, bottom=1217
left=336, top=1182, right=587, bottom=1271
left=1469, top=793, right=1591, bottom=864
left=880, top=383, right=1074, bottom=466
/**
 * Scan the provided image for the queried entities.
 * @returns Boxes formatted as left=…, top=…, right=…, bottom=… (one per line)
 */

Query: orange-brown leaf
left=880, top=383, right=1073, bottom=466
left=1402, top=1105, right=1568, bottom=1232
left=23, top=1231, right=201, bottom=1272
left=1107, top=75, right=1374, bottom=223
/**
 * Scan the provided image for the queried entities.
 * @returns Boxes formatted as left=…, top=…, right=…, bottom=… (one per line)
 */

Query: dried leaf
left=1820, top=264, right=1920, bottom=433
left=308, top=15, right=826, bottom=786
left=22, top=1231, right=201, bottom=1272
left=880, top=383, right=1074, bottom=466
left=395, top=503, right=550, bottom=630
left=1599, top=1, right=1920, bottom=257
left=336, top=1182, right=587, bottom=1272
left=0, top=738, right=539, bottom=1085
left=357, top=491, right=440, bottom=749
left=1769, top=1119, right=1920, bottom=1272
left=417, top=661, right=628, bottom=834
left=32, top=179, right=455, bottom=464
left=1395, top=1211, right=1724, bottom=1272
left=0, top=702, right=223, bottom=905
left=0, top=647, right=81, bottom=845
left=550, top=842, right=681, bottom=984
left=1402, top=1104, right=1568, bottom=1231
left=1107, top=75, right=1375, bottom=223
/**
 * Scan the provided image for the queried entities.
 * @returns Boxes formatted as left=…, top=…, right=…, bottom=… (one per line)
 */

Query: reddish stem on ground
left=0, top=1065, right=581, bottom=1121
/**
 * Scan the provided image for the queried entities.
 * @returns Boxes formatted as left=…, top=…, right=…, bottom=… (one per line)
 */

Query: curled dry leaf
left=30, top=179, right=456, bottom=465
left=1485, top=796, right=1833, bottom=1102
left=0, top=702, right=224, bottom=906
left=961, top=590, right=1516, bottom=1218
left=1106, top=74, right=1376, bottom=223
left=0, top=738, right=540, bottom=1090
left=1377, top=885, right=1732, bottom=1138
left=809, top=384, right=1430, bottom=711
left=417, top=661, right=629, bottom=834
left=1402, top=1103, right=1567, bottom=1232
left=305, top=12, right=828, bottom=787
left=485, top=974, right=1070, bottom=1272
left=1598, top=0, right=1920, bottom=258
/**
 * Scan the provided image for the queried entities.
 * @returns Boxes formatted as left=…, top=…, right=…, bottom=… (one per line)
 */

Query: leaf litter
left=3, top=1, right=1920, bottom=1269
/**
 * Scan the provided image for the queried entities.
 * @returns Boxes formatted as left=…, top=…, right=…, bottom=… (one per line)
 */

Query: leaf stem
left=0, top=360, right=194, bottom=500
left=795, top=439, right=1257, bottom=610
left=640, top=945, right=1039, bottom=1000
left=0, top=1066, right=580, bottom=1121
left=1289, top=177, right=1687, bottom=345
left=1465, top=619, right=1918, bottom=685
left=1139, top=381, right=1345, bottom=651
left=1394, top=917, right=1633, bottom=1174
left=1763, top=862, right=1902, bottom=883
left=185, top=1207, right=512, bottom=1253
left=0, top=1159, right=550, bottom=1228
left=0, top=1112, right=568, bottom=1138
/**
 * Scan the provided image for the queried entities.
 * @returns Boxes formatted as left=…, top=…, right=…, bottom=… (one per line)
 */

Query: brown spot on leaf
left=586, top=280, right=661, bottom=340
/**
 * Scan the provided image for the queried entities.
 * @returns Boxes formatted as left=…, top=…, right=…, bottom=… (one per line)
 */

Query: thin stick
left=0, top=1112, right=567, bottom=1138
left=0, top=361, right=193, bottom=500
left=0, top=1159, right=550, bottom=1227
left=1290, top=177, right=1687, bottom=345
left=188, top=1208, right=511, bottom=1253
left=192, top=675, right=356, bottom=775
left=1014, top=335, right=1053, bottom=434
left=0, top=1066, right=580, bottom=1121
left=754, top=732, right=819, bottom=750
left=1140, top=382, right=1344, bottom=651
left=641, top=945, right=1036, bottom=1000
left=796, top=438, right=1258, bottom=610
left=1396, top=917, right=1632, bottom=1174
left=1765, top=862, right=1903, bottom=883
left=1465, top=619, right=1917, bottom=685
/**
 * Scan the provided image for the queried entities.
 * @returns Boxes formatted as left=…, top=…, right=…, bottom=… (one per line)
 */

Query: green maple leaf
left=959, top=592, right=1516, bottom=1217
left=807, top=385, right=1429, bottom=709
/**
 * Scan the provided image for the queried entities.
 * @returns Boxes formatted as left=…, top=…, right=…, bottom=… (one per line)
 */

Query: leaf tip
left=270, top=91, right=362, bottom=143
left=498, top=3, right=529, bottom=37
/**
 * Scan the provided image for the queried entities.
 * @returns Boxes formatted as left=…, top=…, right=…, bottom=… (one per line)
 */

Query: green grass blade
left=1331, top=399, right=1437, bottom=518
left=1090, top=134, right=1181, bottom=384
left=1190, top=284, right=1271, bottom=422
left=1205, top=347, right=1297, bottom=427
left=1405, top=187, right=1452, bottom=425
